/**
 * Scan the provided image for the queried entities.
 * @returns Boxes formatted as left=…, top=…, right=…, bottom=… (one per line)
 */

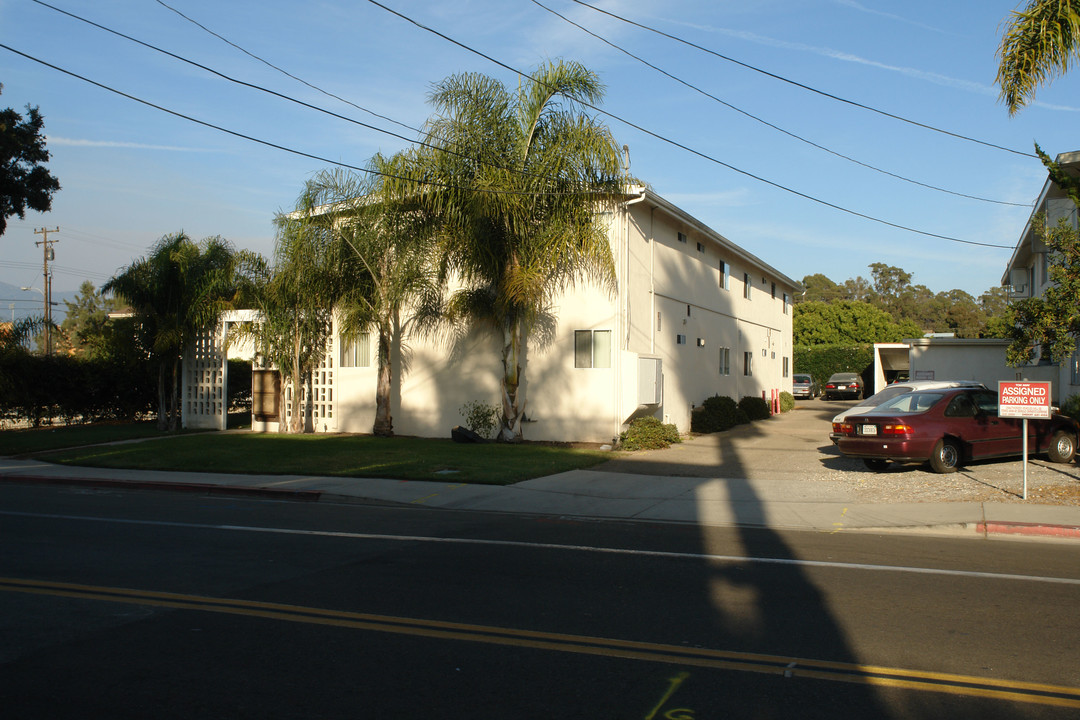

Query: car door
left=941, top=391, right=998, bottom=460
left=969, top=390, right=1026, bottom=457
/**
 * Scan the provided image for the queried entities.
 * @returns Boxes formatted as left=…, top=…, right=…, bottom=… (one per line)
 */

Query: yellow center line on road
left=4, top=576, right=1080, bottom=709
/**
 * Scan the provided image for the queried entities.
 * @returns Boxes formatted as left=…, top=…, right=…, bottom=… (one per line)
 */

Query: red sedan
left=834, top=387, right=1079, bottom=473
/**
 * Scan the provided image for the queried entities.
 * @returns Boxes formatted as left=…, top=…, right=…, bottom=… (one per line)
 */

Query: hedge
left=792, top=344, right=874, bottom=389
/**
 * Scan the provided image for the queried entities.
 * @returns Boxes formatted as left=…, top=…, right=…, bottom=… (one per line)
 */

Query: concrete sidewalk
left=3, top=455, right=1079, bottom=541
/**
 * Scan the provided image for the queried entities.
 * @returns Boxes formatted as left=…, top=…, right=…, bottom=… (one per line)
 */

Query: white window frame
left=743, top=351, right=753, bottom=376
left=574, top=329, right=611, bottom=368
left=719, top=347, right=731, bottom=375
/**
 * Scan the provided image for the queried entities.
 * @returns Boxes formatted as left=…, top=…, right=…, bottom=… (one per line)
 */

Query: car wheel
left=1047, top=430, right=1077, bottom=464
left=863, top=458, right=890, bottom=472
left=929, top=438, right=961, bottom=474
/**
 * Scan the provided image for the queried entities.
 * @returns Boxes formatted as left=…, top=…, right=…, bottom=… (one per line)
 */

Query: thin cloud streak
left=47, top=137, right=212, bottom=152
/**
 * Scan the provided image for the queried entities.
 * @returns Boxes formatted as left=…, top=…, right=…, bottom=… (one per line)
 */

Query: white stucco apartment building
left=186, top=187, right=800, bottom=442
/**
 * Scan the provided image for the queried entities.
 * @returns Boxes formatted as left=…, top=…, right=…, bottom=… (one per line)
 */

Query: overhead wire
left=152, top=0, right=420, bottom=138
left=30, top=0, right=605, bottom=195
left=10, top=2, right=1018, bottom=249
left=0, top=44, right=622, bottom=202
left=565, top=0, right=1036, bottom=159
left=530, top=0, right=1030, bottom=208
left=360, top=0, right=1016, bottom=249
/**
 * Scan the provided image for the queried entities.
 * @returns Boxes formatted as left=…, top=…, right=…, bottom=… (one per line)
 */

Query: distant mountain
left=0, top=281, right=77, bottom=324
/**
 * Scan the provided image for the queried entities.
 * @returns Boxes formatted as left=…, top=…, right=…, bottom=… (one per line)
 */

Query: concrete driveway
left=592, top=399, right=1080, bottom=507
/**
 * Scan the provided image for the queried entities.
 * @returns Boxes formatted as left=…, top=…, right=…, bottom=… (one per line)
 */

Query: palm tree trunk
left=168, top=356, right=180, bottom=432
left=498, top=320, right=525, bottom=442
left=289, top=330, right=303, bottom=434
left=373, top=322, right=394, bottom=437
left=156, top=362, right=168, bottom=431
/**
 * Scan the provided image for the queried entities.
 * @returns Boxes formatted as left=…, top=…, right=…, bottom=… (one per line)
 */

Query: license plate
left=860, top=425, right=877, bottom=435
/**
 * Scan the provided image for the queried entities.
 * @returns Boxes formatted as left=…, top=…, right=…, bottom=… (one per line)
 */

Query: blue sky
left=2, top=0, right=1078, bottom=314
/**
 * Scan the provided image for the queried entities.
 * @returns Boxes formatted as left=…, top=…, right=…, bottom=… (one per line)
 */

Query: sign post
left=998, top=381, right=1052, bottom=500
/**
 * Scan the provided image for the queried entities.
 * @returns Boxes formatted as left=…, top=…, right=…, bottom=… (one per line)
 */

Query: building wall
left=622, top=197, right=796, bottom=432
left=246, top=190, right=797, bottom=442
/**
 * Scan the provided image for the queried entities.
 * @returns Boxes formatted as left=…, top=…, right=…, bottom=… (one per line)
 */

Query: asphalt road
left=3, top=483, right=1080, bottom=718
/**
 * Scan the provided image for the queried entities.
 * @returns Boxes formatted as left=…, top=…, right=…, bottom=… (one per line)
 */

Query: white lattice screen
left=183, top=324, right=226, bottom=430
left=282, top=350, right=335, bottom=433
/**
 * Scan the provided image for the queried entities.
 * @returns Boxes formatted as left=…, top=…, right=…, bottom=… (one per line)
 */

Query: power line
left=565, top=0, right=1036, bottom=159
left=360, top=0, right=1016, bottom=249
left=153, top=0, right=420, bottom=138
left=530, top=0, right=1030, bottom=208
left=0, top=44, right=618, bottom=202
left=7, top=2, right=1019, bottom=250
left=30, top=0, right=596, bottom=194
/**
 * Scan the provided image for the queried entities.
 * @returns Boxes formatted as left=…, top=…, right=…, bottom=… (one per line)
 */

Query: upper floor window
left=678, top=231, right=688, bottom=244
left=744, top=273, right=752, bottom=300
left=719, top=260, right=729, bottom=290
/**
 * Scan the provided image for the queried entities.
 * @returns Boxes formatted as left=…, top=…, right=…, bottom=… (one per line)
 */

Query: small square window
left=575, top=330, right=611, bottom=368
left=697, top=242, right=705, bottom=253
left=678, top=231, right=688, bottom=244
left=676, top=334, right=687, bottom=345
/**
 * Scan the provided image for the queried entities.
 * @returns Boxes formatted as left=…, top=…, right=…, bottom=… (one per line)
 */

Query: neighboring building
left=873, top=337, right=1046, bottom=397
left=1000, top=150, right=1080, bottom=405
left=187, top=187, right=800, bottom=442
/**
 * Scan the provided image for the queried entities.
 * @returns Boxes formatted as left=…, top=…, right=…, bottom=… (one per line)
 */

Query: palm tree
left=103, top=232, right=248, bottom=431
left=300, top=161, right=442, bottom=437
left=997, top=0, right=1080, bottom=115
left=244, top=210, right=344, bottom=434
left=400, top=60, right=627, bottom=441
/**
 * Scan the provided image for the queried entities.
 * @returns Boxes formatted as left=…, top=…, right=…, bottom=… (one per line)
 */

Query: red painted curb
left=0, top=474, right=322, bottom=502
left=977, top=521, right=1080, bottom=539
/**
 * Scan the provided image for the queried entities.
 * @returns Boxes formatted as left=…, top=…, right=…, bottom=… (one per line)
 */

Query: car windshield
left=859, top=385, right=915, bottom=407
left=870, top=391, right=945, bottom=414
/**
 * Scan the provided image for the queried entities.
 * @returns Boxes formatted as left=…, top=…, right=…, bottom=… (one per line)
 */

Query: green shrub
left=620, top=416, right=681, bottom=450
left=691, top=395, right=748, bottom=433
left=739, top=395, right=772, bottom=421
left=779, top=391, right=795, bottom=413
left=1060, top=394, right=1080, bottom=422
left=459, top=400, right=500, bottom=439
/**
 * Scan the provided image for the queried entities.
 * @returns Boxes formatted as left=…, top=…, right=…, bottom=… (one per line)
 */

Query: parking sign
left=998, top=381, right=1052, bottom=420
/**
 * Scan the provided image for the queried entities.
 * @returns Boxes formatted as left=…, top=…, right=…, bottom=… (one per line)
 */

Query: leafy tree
left=0, top=84, right=61, bottom=238
left=103, top=233, right=249, bottom=431
left=399, top=60, right=627, bottom=441
left=298, top=162, right=442, bottom=437
left=1005, top=214, right=1080, bottom=365
left=57, top=281, right=123, bottom=358
left=996, top=0, right=1080, bottom=115
left=793, top=300, right=919, bottom=345
left=1004, top=149, right=1080, bottom=364
left=797, top=273, right=843, bottom=303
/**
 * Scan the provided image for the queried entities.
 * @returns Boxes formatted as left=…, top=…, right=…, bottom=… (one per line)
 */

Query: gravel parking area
left=599, top=399, right=1080, bottom=506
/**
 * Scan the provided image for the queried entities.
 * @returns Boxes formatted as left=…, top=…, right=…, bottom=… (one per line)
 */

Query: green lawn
left=6, top=427, right=614, bottom=485
left=0, top=422, right=168, bottom=455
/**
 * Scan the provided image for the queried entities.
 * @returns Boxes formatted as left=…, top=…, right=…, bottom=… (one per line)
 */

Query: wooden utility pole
left=34, top=227, right=59, bottom=355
